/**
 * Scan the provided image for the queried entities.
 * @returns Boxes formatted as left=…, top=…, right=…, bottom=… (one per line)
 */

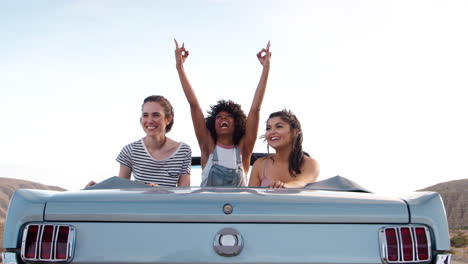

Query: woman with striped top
left=87, top=95, right=192, bottom=187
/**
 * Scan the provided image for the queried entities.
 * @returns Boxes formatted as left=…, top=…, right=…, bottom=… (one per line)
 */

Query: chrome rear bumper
left=1, top=251, right=452, bottom=264
left=2, top=252, right=18, bottom=264
left=435, top=254, right=452, bottom=264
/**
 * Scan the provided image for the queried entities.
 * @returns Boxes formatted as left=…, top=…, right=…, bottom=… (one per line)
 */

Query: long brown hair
left=267, top=109, right=309, bottom=176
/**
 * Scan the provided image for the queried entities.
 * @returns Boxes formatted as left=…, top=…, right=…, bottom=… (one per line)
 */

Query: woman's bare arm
left=118, top=164, right=132, bottom=179
left=248, top=159, right=263, bottom=187
left=174, top=39, right=213, bottom=156
left=240, top=42, right=272, bottom=170
left=177, top=174, right=191, bottom=187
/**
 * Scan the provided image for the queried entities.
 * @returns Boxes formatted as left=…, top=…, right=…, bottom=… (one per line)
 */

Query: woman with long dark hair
left=249, top=110, right=319, bottom=188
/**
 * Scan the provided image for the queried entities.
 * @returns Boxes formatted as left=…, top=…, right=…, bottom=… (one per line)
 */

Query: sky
left=1, top=0, right=467, bottom=195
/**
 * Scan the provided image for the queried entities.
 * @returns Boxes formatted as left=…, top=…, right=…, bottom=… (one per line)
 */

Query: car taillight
left=380, top=226, right=432, bottom=263
left=415, top=227, right=430, bottom=261
left=385, top=228, right=399, bottom=261
left=39, top=225, right=54, bottom=259
left=21, top=224, right=75, bottom=262
left=24, top=225, right=39, bottom=259
left=56, top=226, right=71, bottom=260
left=400, top=227, right=414, bottom=261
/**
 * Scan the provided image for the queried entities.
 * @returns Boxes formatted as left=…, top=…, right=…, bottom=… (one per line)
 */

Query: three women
left=89, top=41, right=318, bottom=188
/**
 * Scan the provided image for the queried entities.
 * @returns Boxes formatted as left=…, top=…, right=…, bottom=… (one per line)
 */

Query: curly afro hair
left=205, top=99, right=246, bottom=145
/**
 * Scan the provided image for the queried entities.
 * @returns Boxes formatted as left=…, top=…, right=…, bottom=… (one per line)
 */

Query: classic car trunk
left=44, top=187, right=409, bottom=223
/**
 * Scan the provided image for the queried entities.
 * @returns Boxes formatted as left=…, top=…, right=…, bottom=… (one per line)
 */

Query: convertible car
left=2, top=156, right=452, bottom=264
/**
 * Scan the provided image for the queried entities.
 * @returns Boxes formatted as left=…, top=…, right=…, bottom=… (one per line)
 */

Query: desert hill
left=0, top=177, right=66, bottom=261
left=0, top=177, right=66, bottom=219
left=419, top=178, right=468, bottom=229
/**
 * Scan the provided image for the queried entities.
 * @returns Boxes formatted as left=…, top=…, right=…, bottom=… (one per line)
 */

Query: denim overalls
left=206, top=146, right=245, bottom=186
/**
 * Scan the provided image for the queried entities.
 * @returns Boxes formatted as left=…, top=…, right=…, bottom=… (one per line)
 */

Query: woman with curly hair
left=175, top=39, right=271, bottom=186
left=248, top=110, right=319, bottom=188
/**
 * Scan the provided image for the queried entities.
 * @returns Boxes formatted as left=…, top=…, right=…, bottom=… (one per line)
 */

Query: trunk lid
left=44, top=187, right=409, bottom=223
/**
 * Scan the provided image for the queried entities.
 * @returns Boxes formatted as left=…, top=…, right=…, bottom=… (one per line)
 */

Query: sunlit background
left=1, top=0, right=467, bottom=195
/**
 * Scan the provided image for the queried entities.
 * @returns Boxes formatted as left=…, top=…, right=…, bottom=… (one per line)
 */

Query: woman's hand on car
left=268, top=180, right=285, bottom=189
left=85, top=181, right=96, bottom=188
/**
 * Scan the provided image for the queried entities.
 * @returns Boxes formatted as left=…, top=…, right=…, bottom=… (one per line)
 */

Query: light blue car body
left=2, top=176, right=451, bottom=264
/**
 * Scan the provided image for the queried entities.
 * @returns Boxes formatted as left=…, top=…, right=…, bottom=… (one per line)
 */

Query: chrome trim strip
left=52, top=225, right=59, bottom=260
left=378, top=228, right=388, bottom=263
left=425, top=227, right=432, bottom=261
left=66, top=225, right=76, bottom=262
left=37, top=224, right=43, bottom=260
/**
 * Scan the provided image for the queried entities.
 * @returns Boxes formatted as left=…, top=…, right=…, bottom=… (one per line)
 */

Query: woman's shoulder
left=178, top=141, right=191, bottom=149
left=302, top=155, right=320, bottom=172
left=178, top=141, right=192, bottom=154
left=166, top=139, right=192, bottom=154
left=122, top=139, right=143, bottom=150
left=304, top=154, right=317, bottom=162
left=253, top=155, right=272, bottom=168
left=303, top=155, right=318, bottom=165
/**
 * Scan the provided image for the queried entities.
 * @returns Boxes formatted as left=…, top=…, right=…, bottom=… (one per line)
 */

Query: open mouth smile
left=220, top=121, right=229, bottom=128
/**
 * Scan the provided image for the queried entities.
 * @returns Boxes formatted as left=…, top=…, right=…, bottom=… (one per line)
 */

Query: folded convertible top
left=305, top=175, right=372, bottom=193
left=85, top=175, right=372, bottom=193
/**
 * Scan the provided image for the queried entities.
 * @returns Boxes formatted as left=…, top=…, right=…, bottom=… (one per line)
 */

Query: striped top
left=116, top=139, right=191, bottom=187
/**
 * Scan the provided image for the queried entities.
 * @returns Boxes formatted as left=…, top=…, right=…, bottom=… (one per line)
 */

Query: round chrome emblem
left=213, top=228, right=243, bottom=257
left=223, top=203, right=233, bottom=214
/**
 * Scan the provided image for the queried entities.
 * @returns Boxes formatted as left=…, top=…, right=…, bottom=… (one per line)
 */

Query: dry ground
left=451, top=229, right=468, bottom=264
left=0, top=220, right=4, bottom=263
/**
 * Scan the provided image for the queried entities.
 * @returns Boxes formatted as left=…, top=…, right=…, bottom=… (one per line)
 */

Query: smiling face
left=214, top=111, right=235, bottom=136
left=140, top=101, right=173, bottom=136
left=265, top=116, right=294, bottom=150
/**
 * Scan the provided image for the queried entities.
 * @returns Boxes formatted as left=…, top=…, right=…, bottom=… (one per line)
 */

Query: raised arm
left=174, top=39, right=213, bottom=154
left=240, top=42, right=272, bottom=162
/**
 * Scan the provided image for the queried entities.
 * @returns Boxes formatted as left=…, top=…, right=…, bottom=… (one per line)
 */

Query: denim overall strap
left=212, top=146, right=219, bottom=164
left=235, top=146, right=241, bottom=167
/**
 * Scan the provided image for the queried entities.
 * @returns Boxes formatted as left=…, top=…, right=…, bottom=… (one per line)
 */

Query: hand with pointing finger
left=257, top=41, right=272, bottom=67
left=174, top=39, right=189, bottom=67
